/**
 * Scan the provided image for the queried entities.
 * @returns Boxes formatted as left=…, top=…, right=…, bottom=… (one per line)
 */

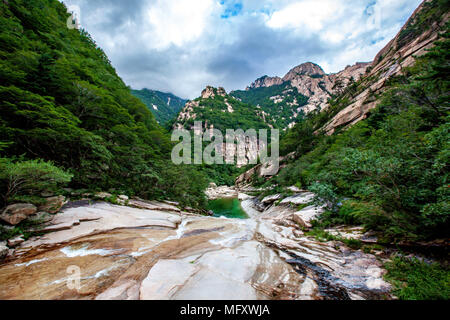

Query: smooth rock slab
left=140, top=241, right=306, bottom=300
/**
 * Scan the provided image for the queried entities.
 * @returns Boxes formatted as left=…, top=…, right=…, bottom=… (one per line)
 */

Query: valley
left=0, top=0, right=448, bottom=301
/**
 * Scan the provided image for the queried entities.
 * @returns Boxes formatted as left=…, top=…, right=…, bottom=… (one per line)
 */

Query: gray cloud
left=61, top=0, right=423, bottom=99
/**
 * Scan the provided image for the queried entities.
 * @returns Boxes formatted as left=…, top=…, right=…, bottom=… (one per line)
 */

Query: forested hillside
left=231, top=83, right=309, bottom=129
left=131, top=88, right=186, bottom=125
left=0, top=0, right=208, bottom=208
left=259, top=21, right=449, bottom=243
left=172, top=86, right=271, bottom=132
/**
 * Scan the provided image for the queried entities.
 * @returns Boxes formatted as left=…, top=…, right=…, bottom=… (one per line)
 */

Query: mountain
left=231, top=82, right=309, bottom=129
left=240, top=0, right=449, bottom=245
left=231, top=62, right=370, bottom=129
left=172, top=86, right=272, bottom=169
left=173, top=86, right=271, bottom=132
left=173, top=61, right=371, bottom=133
left=322, top=0, right=450, bottom=134
left=131, top=89, right=187, bottom=125
left=0, top=0, right=208, bottom=207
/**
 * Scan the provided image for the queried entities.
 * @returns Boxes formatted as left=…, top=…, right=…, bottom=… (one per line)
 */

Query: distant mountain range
left=131, top=89, right=187, bottom=125
left=171, top=61, right=370, bottom=133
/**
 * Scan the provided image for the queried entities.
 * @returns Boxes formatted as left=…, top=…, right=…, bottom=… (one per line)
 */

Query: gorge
left=0, top=0, right=449, bottom=301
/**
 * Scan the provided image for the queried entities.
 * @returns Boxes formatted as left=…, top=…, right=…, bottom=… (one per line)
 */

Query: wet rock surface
left=0, top=193, right=392, bottom=300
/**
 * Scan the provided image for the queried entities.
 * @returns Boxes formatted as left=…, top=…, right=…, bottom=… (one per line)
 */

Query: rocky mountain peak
left=247, top=75, right=284, bottom=90
left=283, top=62, right=326, bottom=81
left=201, top=86, right=227, bottom=99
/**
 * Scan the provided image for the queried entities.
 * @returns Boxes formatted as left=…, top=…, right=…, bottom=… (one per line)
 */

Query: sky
left=61, top=0, right=423, bottom=99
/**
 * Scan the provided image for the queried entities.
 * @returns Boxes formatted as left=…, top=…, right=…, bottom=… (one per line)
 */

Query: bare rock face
left=205, top=185, right=238, bottom=200
left=243, top=62, right=370, bottom=118
left=247, top=75, right=283, bottom=89
left=174, top=100, right=199, bottom=128
left=322, top=0, right=450, bottom=134
left=201, top=86, right=227, bottom=99
left=282, top=62, right=326, bottom=81
left=235, top=152, right=295, bottom=186
left=0, top=203, right=37, bottom=225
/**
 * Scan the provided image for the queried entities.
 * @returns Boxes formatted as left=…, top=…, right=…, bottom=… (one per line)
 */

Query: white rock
left=280, top=192, right=315, bottom=205
left=238, top=193, right=252, bottom=201
left=0, top=242, right=8, bottom=260
left=292, top=205, right=324, bottom=228
left=8, top=236, right=25, bottom=248
left=261, top=194, right=282, bottom=205
left=94, top=192, right=113, bottom=199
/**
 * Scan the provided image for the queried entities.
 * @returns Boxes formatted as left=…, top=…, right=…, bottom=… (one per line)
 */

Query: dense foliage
left=0, top=0, right=208, bottom=208
left=0, top=157, right=72, bottom=204
left=131, top=88, right=187, bottom=125
left=231, top=83, right=308, bottom=129
left=384, top=256, right=450, bottom=300
left=264, top=25, right=449, bottom=243
left=177, top=94, right=272, bottom=132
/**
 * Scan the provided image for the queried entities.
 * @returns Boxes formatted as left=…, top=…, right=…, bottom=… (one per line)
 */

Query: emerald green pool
left=207, top=198, right=249, bottom=219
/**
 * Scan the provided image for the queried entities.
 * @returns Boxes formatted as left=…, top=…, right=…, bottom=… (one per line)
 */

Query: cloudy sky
left=61, top=0, right=422, bottom=99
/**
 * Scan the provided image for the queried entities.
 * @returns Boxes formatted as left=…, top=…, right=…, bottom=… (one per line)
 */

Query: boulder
left=0, top=203, right=37, bottom=225
left=291, top=205, right=323, bottom=228
left=261, top=194, right=282, bottom=205
left=94, top=192, right=113, bottom=199
left=287, top=186, right=304, bottom=193
left=8, top=235, right=25, bottom=248
left=209, top=182, right=217, bottom=188
left=118, top=195, right=129, bottom=201
left=38, top=196, right=66, bottom=214
left=0, top=242, right=8, bottom=260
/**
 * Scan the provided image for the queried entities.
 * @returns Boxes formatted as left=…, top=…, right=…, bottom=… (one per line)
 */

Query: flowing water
left=207, top=198, right=248, bottom=219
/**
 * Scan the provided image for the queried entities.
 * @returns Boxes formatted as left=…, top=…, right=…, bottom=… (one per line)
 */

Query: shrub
left=0, top=158, right=73, bottom=205
left=384, top=256, right=450, bottom=300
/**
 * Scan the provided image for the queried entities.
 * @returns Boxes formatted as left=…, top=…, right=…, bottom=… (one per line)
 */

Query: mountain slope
left=173, top=86, right=271, bottom=132
left=245, top=0, right=449, bottom=243
left=231, top=62, right=370, bottom=129
left=323, top=0, right=450, bottom=134
left=131, top=89, right=187, bottom=125
left=231, top=82, right=309, bottom=129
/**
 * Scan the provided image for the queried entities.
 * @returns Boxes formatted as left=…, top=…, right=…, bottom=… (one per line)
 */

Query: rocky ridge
left=244, top=62, right=371, bottom=116
left=323, top=0, right=450, bottom=134
left=173, top=86, right=271, bottom=167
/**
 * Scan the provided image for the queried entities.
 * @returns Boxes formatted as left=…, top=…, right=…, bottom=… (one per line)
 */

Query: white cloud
left=267, top=0, right=342, bottom=32
left=61, top=0, right=424, bottom=98
left=145, top=0, right=219, bottom=49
